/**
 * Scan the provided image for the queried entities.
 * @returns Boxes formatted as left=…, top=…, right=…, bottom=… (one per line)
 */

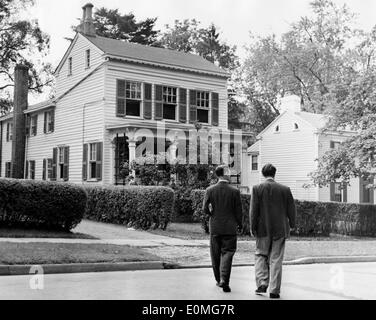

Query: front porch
left=106, top=121, right=244, bottom=187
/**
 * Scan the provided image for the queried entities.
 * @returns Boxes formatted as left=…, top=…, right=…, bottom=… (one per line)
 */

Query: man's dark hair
left=215, top=165, right=227, bottom=178
left=262, top=163, right=276, bottom=178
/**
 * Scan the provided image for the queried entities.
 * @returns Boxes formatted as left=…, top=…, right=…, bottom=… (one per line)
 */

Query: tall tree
left=0, top=0, right=52, bottom=115
left=239, top=0, right=362, bottom=135
left=158, top=19, right=238, bottom=71
left=93, top=7, right=158, bottom=45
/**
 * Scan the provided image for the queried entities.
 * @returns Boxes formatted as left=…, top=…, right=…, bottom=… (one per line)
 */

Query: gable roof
left=83, top=34, right=229, bottom=78
left=294, top=111, right=327, bottom=129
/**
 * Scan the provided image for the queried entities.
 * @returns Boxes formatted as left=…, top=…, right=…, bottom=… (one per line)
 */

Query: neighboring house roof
left=248, top=140, right=260, bottom=153
left=25, top=99, right=56, bottom=114
left=0, top=112, right=13, bottom=121
left=294, top=111, right=327, bottom=129
left=83, top=34, right=229, bottom=78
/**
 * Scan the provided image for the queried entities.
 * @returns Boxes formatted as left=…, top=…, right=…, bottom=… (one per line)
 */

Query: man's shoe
left=269, top=293, right=280, bottom=299
left=222, top=285, right=231, bottom=293
left=216, top=281, right=225, bottom=288
left=255, top=285, right=268, bottom=294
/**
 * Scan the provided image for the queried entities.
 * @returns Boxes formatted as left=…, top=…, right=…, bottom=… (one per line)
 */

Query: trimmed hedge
left=84, top=186, right=174, bottom=230
left=191, top=190, right=376, bottom=237
left=0, top=178, right=87, bottom=231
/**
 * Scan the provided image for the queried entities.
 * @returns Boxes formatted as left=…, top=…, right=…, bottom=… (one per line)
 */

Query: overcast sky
left=28, top=0, right=376, bottom=67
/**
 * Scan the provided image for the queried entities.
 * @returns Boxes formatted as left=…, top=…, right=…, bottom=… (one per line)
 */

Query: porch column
left=128, top=140, right=136, bottom=166
left=169, top=142, right=178, bottom=162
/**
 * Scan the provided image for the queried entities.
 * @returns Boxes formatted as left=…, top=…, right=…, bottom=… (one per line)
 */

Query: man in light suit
left=250, top=163, right=296, bottom=299
left=203, top=165, right=243, bottom=293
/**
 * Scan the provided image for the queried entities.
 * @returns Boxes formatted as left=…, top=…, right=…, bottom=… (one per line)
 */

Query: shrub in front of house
left=191, top=190, right=376, bottom=237
left=84, top=186, right=174, bottom=230
left=0, top=178, right=87, bottom=231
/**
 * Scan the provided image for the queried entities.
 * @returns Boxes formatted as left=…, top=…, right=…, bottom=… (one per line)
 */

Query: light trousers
left=254, top=237, right=286, bottom=295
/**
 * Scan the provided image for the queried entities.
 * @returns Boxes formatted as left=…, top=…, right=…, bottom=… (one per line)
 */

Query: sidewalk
left=2, top=219, right=376, bottom=269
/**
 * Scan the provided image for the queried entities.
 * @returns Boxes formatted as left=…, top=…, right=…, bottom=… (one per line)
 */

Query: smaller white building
left=244, top=95, right=375, bottom=204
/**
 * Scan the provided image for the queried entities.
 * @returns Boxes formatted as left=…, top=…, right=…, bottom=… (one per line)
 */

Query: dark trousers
left=210, top=234, right=237, bottom=285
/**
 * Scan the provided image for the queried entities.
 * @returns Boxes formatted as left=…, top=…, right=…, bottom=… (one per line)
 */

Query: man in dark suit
left=250, top=163, right=296, bottom=299
left=203, top=165, right=243, bottom=293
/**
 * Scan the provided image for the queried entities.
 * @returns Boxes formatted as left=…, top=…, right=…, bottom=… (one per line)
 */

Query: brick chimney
left=77, top=3, right=96, bottom=37
left=11, top=64, right=28, bottom=179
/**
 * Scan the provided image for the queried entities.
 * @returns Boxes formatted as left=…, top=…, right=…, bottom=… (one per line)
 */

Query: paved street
left=0, top=262, right=375, bottom=300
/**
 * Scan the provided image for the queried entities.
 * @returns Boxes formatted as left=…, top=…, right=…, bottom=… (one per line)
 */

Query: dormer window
left=85, top=49, right=90, bottom=69
left=275, top=125, right=280, bottom=133
left=68, top=57, right=72, bottom=76
left=294, top=123, right=299, bottom=130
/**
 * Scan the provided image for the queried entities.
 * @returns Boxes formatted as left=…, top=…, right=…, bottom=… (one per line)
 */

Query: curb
left=1, top=256, right=376, bottom=276
left=0, top=261, right=167, bottom=276
left=172, top=256, right=376, bottom=269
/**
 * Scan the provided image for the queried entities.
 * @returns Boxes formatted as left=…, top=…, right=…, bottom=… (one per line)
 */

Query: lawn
left=0, top=242, right=161, bottom=265
left=0, top=228, right=97, bottom=239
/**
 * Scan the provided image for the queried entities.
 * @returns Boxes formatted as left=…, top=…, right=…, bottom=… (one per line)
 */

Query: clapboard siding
left=55, top=33, right=104, bottom=99
left=104, top=61, right=228, bottom=129
left=248, top=112, right=318, bottom=201
left=0, top=120, right=12, bottom=176
left=26, top=67, right=105, bottom=184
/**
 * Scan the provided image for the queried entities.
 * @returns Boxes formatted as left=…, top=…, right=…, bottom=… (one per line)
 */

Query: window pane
left=163, top=104, right=176, bottom=120
left=90, top=163, right=96, bottom=179
left=197, top=109, right=209, bottom=123
left=126, top=100, right=141, bottom=117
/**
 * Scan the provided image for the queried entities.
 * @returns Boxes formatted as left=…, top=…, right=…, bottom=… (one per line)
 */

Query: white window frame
left=251, top=155, right=258, bottom=171
left=89, top=143, right=98, bottom=180
left=162, top=86, right=178, bottom=121
left=31, top=115, right=37, bottom=136
left=122, top=80, right=143, bottom=118
left=58, top=147, right=65, bottom=180
left=196, top=91, right=210, bottom=124
left=45, top=110, right=54, bottom=133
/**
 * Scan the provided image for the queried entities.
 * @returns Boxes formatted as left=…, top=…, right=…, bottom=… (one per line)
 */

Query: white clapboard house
left=0, top=3, right=245, bottom=186
left=243, top=95, right=375, bottom=204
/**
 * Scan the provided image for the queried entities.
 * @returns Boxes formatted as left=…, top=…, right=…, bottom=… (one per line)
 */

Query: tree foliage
left=93, top=7, right=158, bottom=45
left=157, top=19, right=238, bottom=71
left=310, top=71, right=376, bottom=187
left=0, top=0, right=52, bottom=115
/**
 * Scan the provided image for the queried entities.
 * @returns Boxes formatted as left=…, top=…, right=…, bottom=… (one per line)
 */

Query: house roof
left=25, top=99, right=55, bottom=114
left=83, top=34, right=229, bottom=78
left=294, top=111, right=327, bottom=129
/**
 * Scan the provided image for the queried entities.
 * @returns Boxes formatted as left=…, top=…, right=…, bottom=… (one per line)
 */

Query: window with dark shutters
left=179, top=88, right=187, bottom=123
left=211, top=92, right=219, bottom=126
left=83, top=144, right=88, bottom=181
left=189, top=90, right=197, bottom=123
left=51, top=148, right=57, bottom=181
left=155, top=85, right=163, bottom=120
left=144, top=83, right=152, bottom=119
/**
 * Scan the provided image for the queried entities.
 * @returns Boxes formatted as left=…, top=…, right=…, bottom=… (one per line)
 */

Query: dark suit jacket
left=203, top=181, right=243, bottom=235
left=250, top=178, right=296, bottom=239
